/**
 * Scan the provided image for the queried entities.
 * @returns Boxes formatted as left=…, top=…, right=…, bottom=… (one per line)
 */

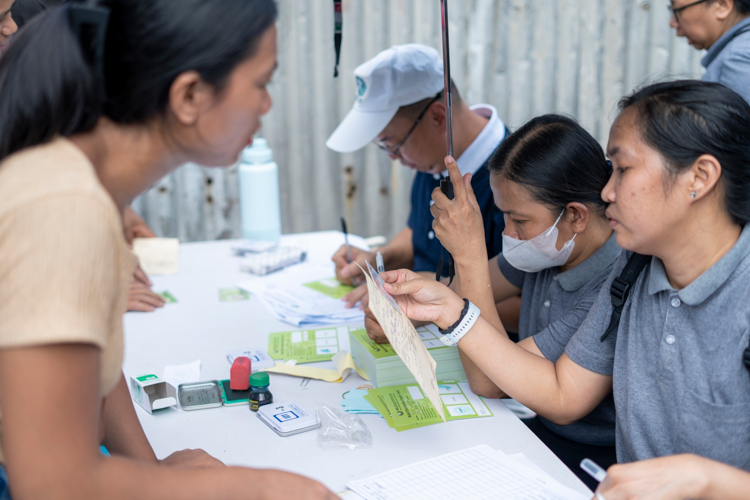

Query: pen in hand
left=341, top=217, right=360, bottom=286
left=376, top=251, right=384, bottom=274
left=580, top=458, right=607, bottom=500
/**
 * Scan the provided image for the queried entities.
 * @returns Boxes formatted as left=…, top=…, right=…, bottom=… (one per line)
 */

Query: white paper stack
left=238, top=266, right=363, bottom=326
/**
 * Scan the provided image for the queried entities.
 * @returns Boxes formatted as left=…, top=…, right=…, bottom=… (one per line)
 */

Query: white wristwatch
left=439, top=299, right=480, bottom=347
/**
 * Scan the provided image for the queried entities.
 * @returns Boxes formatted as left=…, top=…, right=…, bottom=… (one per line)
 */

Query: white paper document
left=162, top=360, right=201, bottom=389
left=360, top=262, right=444, bottom=421
left=347, top=444, right=589, bottom=500
left=132, top=237, right=180, bottom=275
left=238, top=265, right=363, bottom=326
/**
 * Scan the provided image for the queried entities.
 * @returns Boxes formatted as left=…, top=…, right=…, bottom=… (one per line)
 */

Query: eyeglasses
left=667, top=0, right=709, bottom=22
left=374, top=93, right=442, bottom=159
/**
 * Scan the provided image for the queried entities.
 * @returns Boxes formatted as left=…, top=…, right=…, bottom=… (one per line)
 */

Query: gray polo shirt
left=702, top=17, right=750, bottom=104
left=566, top=225, right=750, bottom=469
left=498, top=233, right=621, bottom=446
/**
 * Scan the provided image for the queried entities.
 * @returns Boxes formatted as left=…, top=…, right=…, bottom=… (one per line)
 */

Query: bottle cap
left=250, top=372, right=270, bottom=387
left=242, top=138, right=273, bottom=164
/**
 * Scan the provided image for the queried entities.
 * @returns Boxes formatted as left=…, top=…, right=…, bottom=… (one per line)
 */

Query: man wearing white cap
left=330, top=44, right=511, bottom=319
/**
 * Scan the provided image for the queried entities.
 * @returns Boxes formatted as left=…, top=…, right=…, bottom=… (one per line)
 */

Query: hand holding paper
left=358, top=263, right=445, bottom=421
left=377, top=268, right=466, bottom=330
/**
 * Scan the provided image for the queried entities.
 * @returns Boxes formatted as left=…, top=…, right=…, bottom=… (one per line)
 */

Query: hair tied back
left=68, top=1, right=110, bottom=83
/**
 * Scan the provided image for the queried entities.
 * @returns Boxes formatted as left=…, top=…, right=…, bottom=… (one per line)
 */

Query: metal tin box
left=178, top=381, right=223, bottom=410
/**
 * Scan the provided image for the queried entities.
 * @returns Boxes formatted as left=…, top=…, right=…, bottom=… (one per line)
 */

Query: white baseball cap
left=326, top=43, right=444, bottom=153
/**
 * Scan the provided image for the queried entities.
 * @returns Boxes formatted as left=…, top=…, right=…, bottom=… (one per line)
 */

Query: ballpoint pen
left=580, top=458, right=607, bottom=500
left=376, top=251, right=384, bottom=274
left=580, top=458, right=607, bottom=483
left=341, top=217, right=353, bottom=263
left=341, top=217, right=359, bottom=286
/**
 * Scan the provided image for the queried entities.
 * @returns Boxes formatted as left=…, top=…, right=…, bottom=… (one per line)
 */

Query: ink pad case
left=178, top=381, right=223, bottom=410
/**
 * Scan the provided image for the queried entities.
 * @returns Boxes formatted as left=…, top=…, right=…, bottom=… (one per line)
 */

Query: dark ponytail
left=0, top=6, right=103, bottom=160
left=619, top=80, right=750, bottom=226
left=734, top=0, right=750, bottom=14
left=488, top=114, right=610, bottom=216
left=0, top=0, right=278, bottom=161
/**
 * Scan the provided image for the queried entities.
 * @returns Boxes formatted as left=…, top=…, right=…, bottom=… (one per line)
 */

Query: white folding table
left=122, top=231, right=591, bottom=496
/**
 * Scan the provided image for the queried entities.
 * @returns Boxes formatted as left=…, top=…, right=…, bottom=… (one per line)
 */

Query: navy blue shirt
left=408, top=156, right=505, bottom=275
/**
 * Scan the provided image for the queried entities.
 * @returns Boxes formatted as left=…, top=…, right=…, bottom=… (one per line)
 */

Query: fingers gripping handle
left=435, top=177, right=456, bottom=284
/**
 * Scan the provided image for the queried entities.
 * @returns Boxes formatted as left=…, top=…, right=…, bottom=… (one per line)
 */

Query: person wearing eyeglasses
left=328, top=44, right=516, bottom=331
left=669, top=0, right=750, bottom=103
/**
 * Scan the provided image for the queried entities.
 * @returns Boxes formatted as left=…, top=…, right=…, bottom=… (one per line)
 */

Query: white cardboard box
left=130, top=374, right=177, bottom=414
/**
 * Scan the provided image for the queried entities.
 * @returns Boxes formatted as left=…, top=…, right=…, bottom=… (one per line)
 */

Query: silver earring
left=690, top=191, right=697, bottom=198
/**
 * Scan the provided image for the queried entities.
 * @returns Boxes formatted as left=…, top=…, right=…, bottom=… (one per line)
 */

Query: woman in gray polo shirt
left=380, top=80, right=750, bottom=498
left=427, top=115, right=621, bottom=490
left=668, top=0, right=750, bottom=103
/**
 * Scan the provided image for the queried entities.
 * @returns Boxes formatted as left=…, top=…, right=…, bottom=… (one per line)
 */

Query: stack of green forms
left=349, top=325, right=466, bottom=387
left=364, top=380, right=493, bottom=431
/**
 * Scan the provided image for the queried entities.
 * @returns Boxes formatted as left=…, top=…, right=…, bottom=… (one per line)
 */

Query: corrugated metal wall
left=132, top=0, right=704, bottom=242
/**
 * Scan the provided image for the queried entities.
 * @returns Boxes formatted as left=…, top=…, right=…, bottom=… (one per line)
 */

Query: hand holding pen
left=584, top=455, right=728, bottom=500
left=332, top=217, right=374, bottom=308
left=339, top=217, right=362, bottom=287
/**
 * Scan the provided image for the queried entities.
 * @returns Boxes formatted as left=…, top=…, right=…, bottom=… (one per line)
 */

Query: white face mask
left=502, top=210, right=577, bottom=273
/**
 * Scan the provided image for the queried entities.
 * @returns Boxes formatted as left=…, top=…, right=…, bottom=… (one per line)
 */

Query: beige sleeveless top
left=0, top=138, right=136, bottom=463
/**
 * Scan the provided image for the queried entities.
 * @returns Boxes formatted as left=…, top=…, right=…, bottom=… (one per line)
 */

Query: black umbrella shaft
left=441, top=0, right=453, bottom=158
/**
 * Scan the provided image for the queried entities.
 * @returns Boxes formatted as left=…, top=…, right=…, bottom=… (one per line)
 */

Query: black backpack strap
left=600, top=253, right=650, bottom=342
left=744, top=339, right=750, bottom=370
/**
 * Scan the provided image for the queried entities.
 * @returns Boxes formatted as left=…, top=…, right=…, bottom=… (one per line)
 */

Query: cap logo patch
left=355, top=76, right=367, bottom=102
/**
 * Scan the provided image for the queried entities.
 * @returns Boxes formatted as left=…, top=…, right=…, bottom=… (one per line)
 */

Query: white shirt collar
left=436, top=104, right=506, bottom=179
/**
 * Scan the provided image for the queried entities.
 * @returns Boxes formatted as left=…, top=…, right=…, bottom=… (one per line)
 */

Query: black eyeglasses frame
left=374, top=92, right=443, bottom=159
left=667, top=0, right=709, bottom=22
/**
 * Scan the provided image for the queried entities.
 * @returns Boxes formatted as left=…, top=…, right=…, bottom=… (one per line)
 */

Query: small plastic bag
left=316, top=403, right=372, bottom=449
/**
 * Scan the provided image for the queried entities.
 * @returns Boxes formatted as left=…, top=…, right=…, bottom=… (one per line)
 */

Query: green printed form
left=268, top=326, right=351, bottom=364
left=353, top=325, right=455, bottom=355
left=219, top=287, right=250, bottom=301
left=350, top=329, right=399, bottom=358
left=364, top=381, right=493, bottom=431
left=157, top=291, right=177, bottom=303
left=302, top=278, right=355, bottom=299
left=349, top=326, right=468, bottom=387
left=365, top=385, right=443, bottom=431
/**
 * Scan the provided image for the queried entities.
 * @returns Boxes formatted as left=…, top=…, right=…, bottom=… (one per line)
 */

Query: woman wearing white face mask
left=440, top=115, right=620, bottom=489
left=366, top=115, right=619, bottom=489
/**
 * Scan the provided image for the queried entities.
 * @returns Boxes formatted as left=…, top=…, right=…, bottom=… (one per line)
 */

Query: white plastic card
left=257, top=401, right=319, bottom=436
left=226, top=349, right=276, bottom=372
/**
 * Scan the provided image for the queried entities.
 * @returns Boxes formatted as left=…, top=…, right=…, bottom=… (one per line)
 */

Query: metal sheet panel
left=133, top=0, right=704, bottom=242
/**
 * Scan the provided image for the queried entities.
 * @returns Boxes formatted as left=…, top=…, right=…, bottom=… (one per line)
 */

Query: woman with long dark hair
left=0, top=1, right=335, bottom=498
left=9, top=0, right=168, bottom=314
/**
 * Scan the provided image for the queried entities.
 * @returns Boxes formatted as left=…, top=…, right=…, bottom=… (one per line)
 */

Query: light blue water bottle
left=238, top=138, right=282, bottom=244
